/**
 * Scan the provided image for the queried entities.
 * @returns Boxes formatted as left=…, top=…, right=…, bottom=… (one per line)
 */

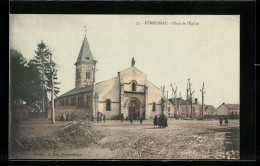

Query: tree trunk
left=202, top=96, right=204, bottom=120
left=190, top=96, right=193, bottom=120
left=51, top=73, right=55, bottom=124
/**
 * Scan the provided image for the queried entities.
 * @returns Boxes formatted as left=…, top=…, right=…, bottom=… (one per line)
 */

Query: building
left=53, top=35, right=175, bottom=120
left=216, top=103, right=240, bottom=118
left=169, top=98, right=216, bottom=119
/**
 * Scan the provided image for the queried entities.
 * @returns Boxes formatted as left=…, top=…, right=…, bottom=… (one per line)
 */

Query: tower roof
left=75, top=37, right=94, bottom=65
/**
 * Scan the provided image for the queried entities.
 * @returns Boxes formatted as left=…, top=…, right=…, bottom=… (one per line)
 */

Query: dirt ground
left=10, top=118, right=240, bottom=160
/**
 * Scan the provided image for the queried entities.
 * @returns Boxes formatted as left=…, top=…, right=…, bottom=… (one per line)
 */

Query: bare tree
left=200, top=82, right=205, bottom=120
left=188, top=79, right=195, bottom=120
left=186, top=83, right=189, bottom=118
left=170, top=84, right=179, bottom=118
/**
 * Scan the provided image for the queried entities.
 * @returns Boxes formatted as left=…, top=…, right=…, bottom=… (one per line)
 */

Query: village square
left=9, top=15, right=240, bottom=160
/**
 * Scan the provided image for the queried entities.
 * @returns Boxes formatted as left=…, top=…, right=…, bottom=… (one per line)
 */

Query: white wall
left=120, top=67, right=146, bottom=85
left=96, top=76, right=120, bottom=118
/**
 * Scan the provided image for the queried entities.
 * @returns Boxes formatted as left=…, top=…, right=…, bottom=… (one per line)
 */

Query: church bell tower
left=75, top=30, right=95, bottom=87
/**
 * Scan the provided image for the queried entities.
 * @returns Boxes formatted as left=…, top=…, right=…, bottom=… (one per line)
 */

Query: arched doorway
left=127, top=98, right=141, bottom=120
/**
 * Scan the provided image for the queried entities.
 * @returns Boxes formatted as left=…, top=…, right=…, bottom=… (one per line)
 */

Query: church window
left=152, top=102, right=156, bottom=111
left=86, top=71, right=90, bottom=79
left=168, top=107, right=170, bottom=112
left=132, top=82, right=136, bottom=91
left=65, top=99, right=69, bottom=106
left=78, top=96, right=83, bottom=106
left=106, top=99, right=111, bottom=111
left=86, top=95, right=90, bottom=106
left=71, top=97, right=76, bottom=106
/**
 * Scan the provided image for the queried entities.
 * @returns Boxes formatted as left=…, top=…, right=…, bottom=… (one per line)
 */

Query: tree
left=10, top=48, right=27, bottom=106
left=30, top=41, right=60, bottom=123
left=170, top=84, right=179, bottom=119
left=200, top=82, right=205, bottom=120
left=10, top=48, right=44, bottom=112
left=185, top=83, right=189, bottom=118
left=45, top=53, right=60, bottom=124
left=30, top=41, right=52, bottom=112
left=188, top=79, right=195, bottom=120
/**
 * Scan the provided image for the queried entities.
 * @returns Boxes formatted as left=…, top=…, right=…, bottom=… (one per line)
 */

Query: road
left=11, top=118, right=240, bottom=159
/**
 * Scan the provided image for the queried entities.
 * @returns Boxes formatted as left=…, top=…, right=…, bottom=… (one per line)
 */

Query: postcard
left=9, top=15, right=240, bottom=160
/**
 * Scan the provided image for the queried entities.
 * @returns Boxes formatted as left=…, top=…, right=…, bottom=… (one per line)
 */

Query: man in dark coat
left=140, top=117, right=143, bottom=124
left=103, top=114, right=106, bottom=123
left=153, top=115, right=158, bottom=128
left=121, top=113, right=124, bottom=122
left=130, top=116, right=133, bottom=124
left=164, top=116, right=168, bottom=128
left=158, top=115, right=162, bottom=128
left=224, top=116, right=228, bottom=126
left=219, top=117, right=223, bottom=126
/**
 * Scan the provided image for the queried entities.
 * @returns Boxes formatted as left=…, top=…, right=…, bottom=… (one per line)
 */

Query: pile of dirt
left=11, top=133, right=61, bottom=151
left=56, top=121, right=99, bottom=147
left=11, top=121, right=102, bottom=152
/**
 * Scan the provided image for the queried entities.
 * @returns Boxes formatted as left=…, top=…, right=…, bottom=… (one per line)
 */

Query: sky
left=9, top=15, right=240, bottom=108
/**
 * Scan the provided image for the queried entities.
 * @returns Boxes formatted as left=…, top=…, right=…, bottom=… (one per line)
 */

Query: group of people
left=219, top=116, right=229, bottom=126
left=60, top=113, right=77, bottom=121
left=96, top=112, right=106, bottom=123
left=153, top=114, right=168, bottom=128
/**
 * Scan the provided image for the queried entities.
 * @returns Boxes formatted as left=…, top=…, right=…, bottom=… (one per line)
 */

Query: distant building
left=169, top=98, right=216, bottom=119
left=204, top=105, right=217, bottom=116
left=216, top=103, right=240, bottom=118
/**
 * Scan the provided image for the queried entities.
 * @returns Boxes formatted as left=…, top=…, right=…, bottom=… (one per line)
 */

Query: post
left=188, top=79, right=195, bottom=120
left=200, top=82, right=205, bottom=120
left=186, top=83, right=189, bottom=118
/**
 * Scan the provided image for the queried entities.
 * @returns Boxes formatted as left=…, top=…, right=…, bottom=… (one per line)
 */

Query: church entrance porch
left=127, top=99, right=141, bottom=120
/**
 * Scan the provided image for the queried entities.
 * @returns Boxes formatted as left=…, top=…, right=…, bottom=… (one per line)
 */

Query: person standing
left=140, top=117, right=143, bottom=124
left=219, top=117, right=223, bottom=126
left=97, top=112, right=100, bottom=123
left=66, top=113, right=70, bottom=121
left=121, top=113, right=124, bottom=122
left=153, top=115, right=158, bottom=128
left=130, top=116, right=133, bottom=124
left=103, top=114, right=106, bottom=123
left=225, top=116, right=228, bottom=126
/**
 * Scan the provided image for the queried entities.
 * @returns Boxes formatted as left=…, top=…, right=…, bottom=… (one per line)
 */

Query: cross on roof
left=84, top=26, right=86, bottom=37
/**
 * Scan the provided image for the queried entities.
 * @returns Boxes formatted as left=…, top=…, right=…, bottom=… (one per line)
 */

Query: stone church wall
left=96, top=77, right=120, bottom=119
left=120, top=67, right=146, bottom=85
left=146, top=81, right=164, bottom=119
left=146, top=81, right=175, bottom=119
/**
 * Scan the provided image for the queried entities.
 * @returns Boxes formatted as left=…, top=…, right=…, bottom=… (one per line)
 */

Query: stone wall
left=48, top=106, right=90, bottom=121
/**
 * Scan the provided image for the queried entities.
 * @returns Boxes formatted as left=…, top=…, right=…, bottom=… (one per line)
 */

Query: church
left=54, top=34, right=175, bottom=120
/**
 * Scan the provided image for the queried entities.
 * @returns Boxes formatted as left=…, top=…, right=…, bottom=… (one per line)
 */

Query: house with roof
left=53, top=34, right=175, bottom=120
left=216, top=103, right=240, bottom=118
